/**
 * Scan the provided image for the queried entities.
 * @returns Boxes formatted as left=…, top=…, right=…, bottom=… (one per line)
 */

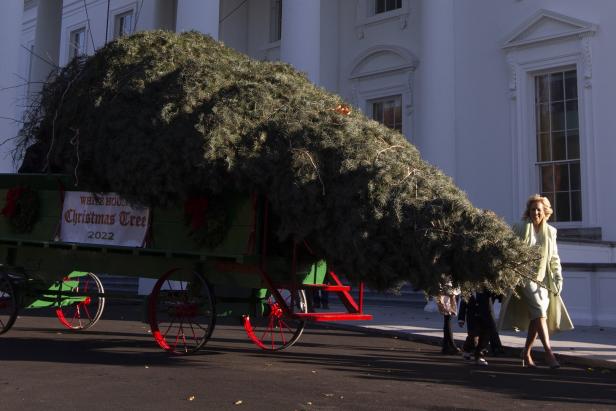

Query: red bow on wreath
left=184, top=197, right=208, bottom=230
left=1, top=187, right=25, bottom=218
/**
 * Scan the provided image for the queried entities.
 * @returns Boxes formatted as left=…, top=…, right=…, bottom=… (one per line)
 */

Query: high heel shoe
left=521, top=352, right=536, bottom=368
left=545, top=353, right=561, bottom=369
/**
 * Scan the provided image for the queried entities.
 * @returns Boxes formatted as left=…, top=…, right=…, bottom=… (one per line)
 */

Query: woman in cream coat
left=499, top=194, right=573, bottom=368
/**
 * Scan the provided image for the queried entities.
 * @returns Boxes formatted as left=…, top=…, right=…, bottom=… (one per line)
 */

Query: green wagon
left=0, top=173, right=371, bottom=355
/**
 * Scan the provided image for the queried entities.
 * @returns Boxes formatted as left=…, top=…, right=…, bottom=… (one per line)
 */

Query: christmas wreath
left=184, top=195, right=230, bottom=248
left=1, top=186, right=40, bottom=233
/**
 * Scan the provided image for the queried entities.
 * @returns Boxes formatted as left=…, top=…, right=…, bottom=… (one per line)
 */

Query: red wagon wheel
left=148, top=268, right=216, bottom=355
left=0, top=272, right=18, bottom=335
left=243, top=288, right=308, bottom=351
left=55, top=272, right=105, bottom=330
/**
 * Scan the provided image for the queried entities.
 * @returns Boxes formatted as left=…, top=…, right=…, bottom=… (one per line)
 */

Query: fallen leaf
left=234, top=400, right=243, bottom=405
left=188, top=395, right=195, bottom=401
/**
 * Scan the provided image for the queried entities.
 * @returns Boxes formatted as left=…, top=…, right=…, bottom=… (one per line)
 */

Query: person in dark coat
left=458, top=290, right=501, bottom=365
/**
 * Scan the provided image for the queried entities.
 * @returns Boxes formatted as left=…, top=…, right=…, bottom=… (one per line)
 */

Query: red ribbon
left=1, top=187, right=25, bottom=218
left=184, top=197, right=208, bottom=230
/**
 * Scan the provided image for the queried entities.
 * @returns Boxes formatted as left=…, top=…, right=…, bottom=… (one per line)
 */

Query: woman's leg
left=536, top=317, right=560, bottom=367
left=523, top=319, right=539, bottom=366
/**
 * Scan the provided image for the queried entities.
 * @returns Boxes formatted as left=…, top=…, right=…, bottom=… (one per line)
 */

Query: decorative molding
left=355, top=0, right=410, bottom=40
left=405, top=71, right=414, bottom=116
left=503, top=9, right=597, bottom=49
left=581, top=34, right=593, bottom=88
left=348, top=45, right=419, bottom=80
left=506, top=54, right=517, bottom=100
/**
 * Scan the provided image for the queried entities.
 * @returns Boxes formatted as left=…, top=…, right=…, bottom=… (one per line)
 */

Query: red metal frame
left=251, top=195, right=372, bottom=323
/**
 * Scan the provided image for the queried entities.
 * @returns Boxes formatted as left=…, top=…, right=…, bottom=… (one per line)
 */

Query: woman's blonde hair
left=523, top=194, right=553, bottom=221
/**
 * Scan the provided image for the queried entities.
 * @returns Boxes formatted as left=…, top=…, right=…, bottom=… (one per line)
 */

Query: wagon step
left=302, top=284, right=350, bottom=292
left=293, top=312, right=373, bottom=322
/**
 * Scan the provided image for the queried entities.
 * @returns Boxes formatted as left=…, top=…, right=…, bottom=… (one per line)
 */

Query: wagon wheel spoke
left=244, top=288, right=307, bottom=351
left=148, top=268, right=216, bottom=355
left=56, top=272, right=105, bottom=331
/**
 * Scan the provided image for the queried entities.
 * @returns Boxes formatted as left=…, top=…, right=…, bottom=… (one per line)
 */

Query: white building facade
left=1, top=0, right=616, bottom=326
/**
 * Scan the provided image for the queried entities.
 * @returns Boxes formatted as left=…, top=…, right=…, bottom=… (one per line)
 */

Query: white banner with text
left=60, top=192, right=150, bottom=247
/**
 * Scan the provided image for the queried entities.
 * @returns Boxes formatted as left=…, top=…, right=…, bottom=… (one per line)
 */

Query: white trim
left=503, top=9, right=597, bottom=49
left=506, top=31, right=597, bottom=229
left=108, top=2, right=138, bottom=41
left=354, top=0, right=410, bottom=40
left=348, top=45, right=418, bottom=79
left=348, top=45, right=417, bottom=140
left=62, top=0, right=107, bottom=19
left=64, top=21, right=89, bottom=63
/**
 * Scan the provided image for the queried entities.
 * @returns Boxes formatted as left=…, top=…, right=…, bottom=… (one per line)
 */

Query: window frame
left=373, top=0, right=402, bottom=16
left=369, top=94, right=403, bottom=132
left=533, top=67, right=582, bottom=222
left=107, top=2, right=138, bottom=43
left=114, top=9, right=135, bottom=39
left=68, top=26, right=87, bottom=60
left=509, top=53, right=594, bottom=229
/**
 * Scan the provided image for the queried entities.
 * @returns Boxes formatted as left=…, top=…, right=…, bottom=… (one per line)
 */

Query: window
left=535, top=70, right=581, bottom=222
left=269, top=0, right=282, bottom=42
left=371, top=95, right=402, bottom=132
left=68, top=27, right=86, bottom=60
left=374, top=0, right=402, bottom=14
left=114, top=10, right=134, bottom=39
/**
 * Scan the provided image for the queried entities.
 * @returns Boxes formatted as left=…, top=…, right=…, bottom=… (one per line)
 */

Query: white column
left=31, top=0, right=62, bottom=94
left=0, top=0, right=23, bottom=172
left=176, top=0, right=220, bottom=40
left=280, top=0, right=320, bottom=85
left=418, top=0, right=456, bottom=179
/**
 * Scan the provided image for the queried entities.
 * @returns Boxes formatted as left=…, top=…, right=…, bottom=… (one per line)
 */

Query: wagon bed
left=0, top=173, right=371, bottom=354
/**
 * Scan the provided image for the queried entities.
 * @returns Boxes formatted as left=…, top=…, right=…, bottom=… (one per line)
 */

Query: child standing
left=458, top=290, right=498, bottom=366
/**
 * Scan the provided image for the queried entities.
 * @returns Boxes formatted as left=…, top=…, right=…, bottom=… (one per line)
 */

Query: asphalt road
left=1, top=303, right=615, bottom=411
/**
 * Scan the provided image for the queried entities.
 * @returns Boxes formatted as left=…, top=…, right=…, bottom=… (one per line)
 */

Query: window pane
left=373, top=102, right=383, bottom=123
left=571, top=191, right=582, bottom=221
left=570, top=162, right=581, bottom=190
left=537, top=103, right=549, bottom=132
left=550, top=102, right=565, bottom=131
left=555, top=192, right=571, bottom=222
left=538, top=133, right=550, bottom=162
left=394, top=104, right=402, bottom=132
left=565, top=70, right=578, bottom=100
left=543, top=192, right=555, bottom=218
left=536, top=75, right=549, bottom=103
left=372, top=96, right=401, bottom=131
left=541, top=165, right=554, bottom=193
left=383, top=104, right=394, bottom=127
left=550, top=72, right=564, bottom=101
left=567, top=131, right=580, bottom=159
left=555, top=163, right=569, bottom=191
left=551, top=131, right=566, bottom=161
left=566, top=100, right=579, bottom=130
